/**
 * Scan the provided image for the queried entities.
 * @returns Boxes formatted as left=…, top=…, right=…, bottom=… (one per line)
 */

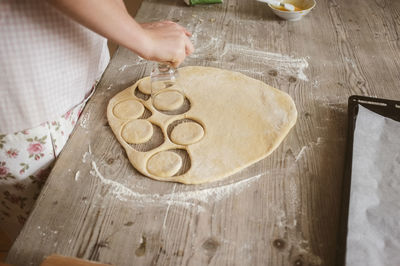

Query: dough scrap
left=121, top=120, right=153, bottom=144
left=147, top=151, right=182, bottom=177
left=107, top=66, right=297, bottom=184
left=113, top=99, right=144, bottom=119
left=153, top=90, right=184, bottom=111
left=171, top=121, right=204, bottom=145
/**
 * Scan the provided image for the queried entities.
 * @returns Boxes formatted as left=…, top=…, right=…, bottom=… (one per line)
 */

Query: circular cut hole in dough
left=153, top=90, right=185, bottom=111
left=113, top=99, right=144, bottom=119
left=147, top=151, right=183, bottom=177
left=121, top=120, right=153, bottom=144
left=170, top=121, right=204, bottom=145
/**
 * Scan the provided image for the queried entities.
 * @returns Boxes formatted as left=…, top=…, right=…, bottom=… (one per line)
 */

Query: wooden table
left=7, top=0, right=400, bottom=265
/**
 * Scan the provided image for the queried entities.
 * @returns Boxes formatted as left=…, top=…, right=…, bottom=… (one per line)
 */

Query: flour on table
left=74, top=170, right=80, bottom=181
left=79, top=111, right=90, bottom=129
left=90, top=160, right=262, bottom=211
left=185, top=20, right=309, bottom=81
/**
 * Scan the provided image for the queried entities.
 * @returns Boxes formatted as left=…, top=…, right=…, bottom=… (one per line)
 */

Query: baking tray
left=336, top=95, right=400, bottom=266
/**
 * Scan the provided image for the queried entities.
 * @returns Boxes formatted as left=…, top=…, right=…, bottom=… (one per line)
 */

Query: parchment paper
left=346, top=105, right=400, bottom=265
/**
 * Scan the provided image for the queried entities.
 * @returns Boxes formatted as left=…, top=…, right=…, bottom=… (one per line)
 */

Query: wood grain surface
left=6, top=0, right=400, bottom=265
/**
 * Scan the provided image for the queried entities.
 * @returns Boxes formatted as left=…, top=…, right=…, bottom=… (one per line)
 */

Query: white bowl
left=268, top=0, right=316, bottom=21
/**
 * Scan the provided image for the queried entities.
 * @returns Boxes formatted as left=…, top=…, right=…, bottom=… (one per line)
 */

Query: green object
left=184, top=0, right=223, bottom=5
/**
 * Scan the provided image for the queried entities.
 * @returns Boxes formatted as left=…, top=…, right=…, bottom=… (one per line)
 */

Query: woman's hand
left=140, top=21, right=194, bottom=68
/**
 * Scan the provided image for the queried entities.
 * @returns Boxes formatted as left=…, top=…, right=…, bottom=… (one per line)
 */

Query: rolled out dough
left=107, top=66, right=297, bottom=184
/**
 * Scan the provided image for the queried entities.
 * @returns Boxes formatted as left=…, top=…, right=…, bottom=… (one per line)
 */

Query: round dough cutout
left=113, top=99, right=144, bottom=119
left=171, top=121, right=204, bottom=145
left=138, top=78, right=167, bottom=95
left=138, top=78, right=151, bottom=94
left=121, top=120, right=153, bottom=144
left=147, top=151, right=182, bottom=177
left=153, top=90, right=184, bottom=111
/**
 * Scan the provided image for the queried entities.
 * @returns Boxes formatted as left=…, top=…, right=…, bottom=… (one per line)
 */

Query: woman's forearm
left=46, top=0, right=152, bottom=58
left=46, top=0, right=194, bottom=66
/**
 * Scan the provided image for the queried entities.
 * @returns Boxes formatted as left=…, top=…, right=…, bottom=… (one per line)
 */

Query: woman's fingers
left=185, top=35, right=194, bottom=56
left=178, top=24, right=192, bottom=37
left=162, top=21, right=192, bottom=37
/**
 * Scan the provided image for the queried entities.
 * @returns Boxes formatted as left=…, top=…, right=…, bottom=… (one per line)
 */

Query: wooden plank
left=6, top=0, right=400, bottom=265
left=40, top=254, right=112, bottom=266
left=0, top=229, right=12, bottom=252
